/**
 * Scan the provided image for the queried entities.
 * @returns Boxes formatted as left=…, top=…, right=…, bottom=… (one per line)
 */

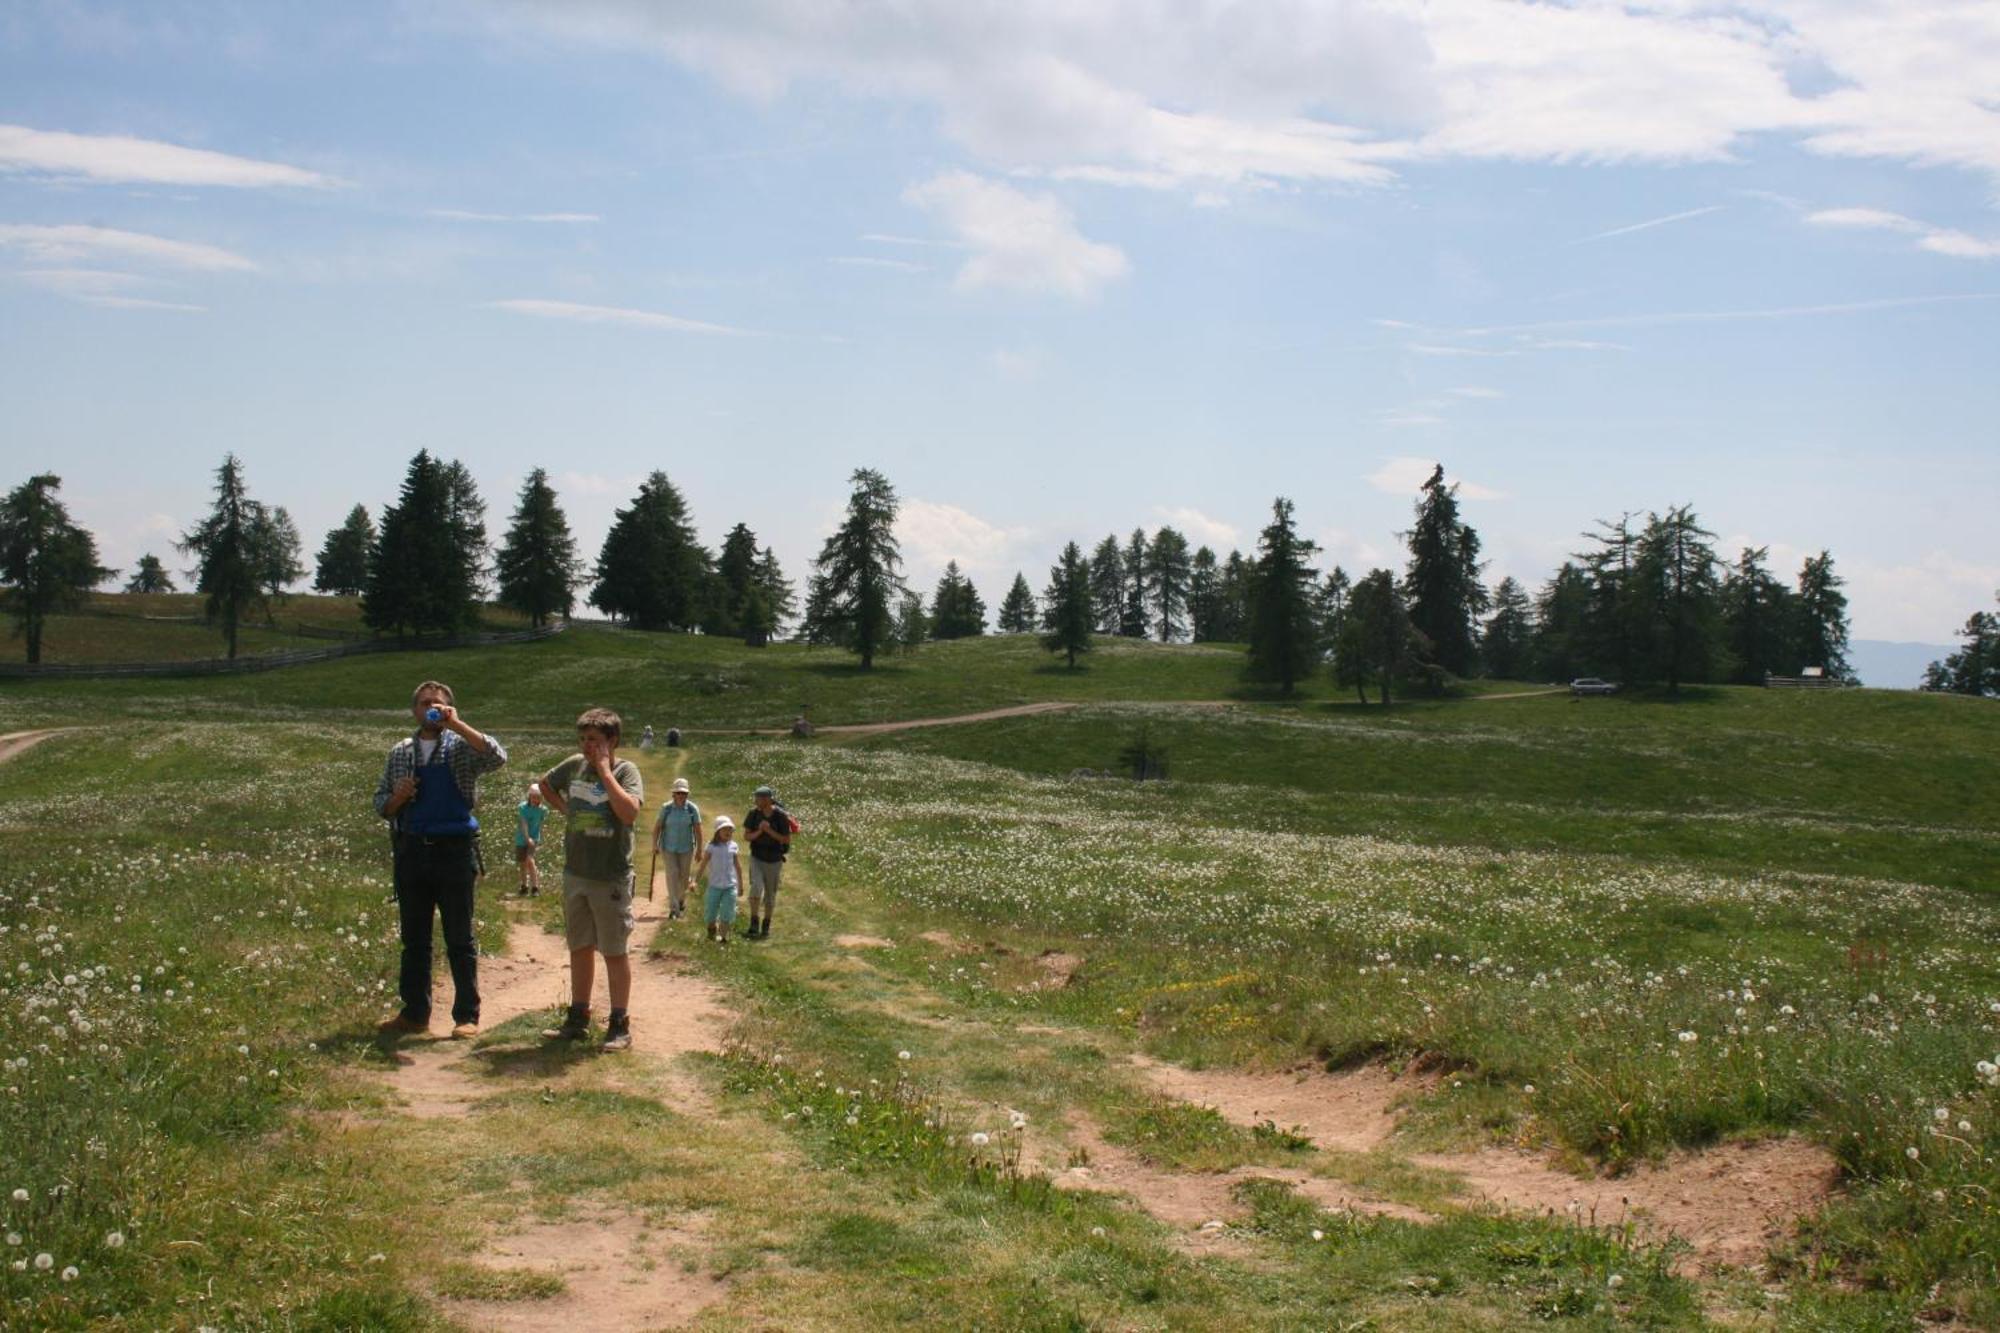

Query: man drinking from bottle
left=372, top=680, right=508, bottom=1039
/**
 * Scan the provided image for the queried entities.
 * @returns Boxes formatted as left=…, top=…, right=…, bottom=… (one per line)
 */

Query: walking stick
left=647, top=842, right=658, bottom=901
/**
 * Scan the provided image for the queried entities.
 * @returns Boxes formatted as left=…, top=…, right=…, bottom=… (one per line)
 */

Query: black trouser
left=393, top=834, right=480, bottom=1026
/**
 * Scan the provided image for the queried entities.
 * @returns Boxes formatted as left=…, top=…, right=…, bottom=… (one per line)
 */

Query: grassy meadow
left=1, top=628, right=1997, bottom=1329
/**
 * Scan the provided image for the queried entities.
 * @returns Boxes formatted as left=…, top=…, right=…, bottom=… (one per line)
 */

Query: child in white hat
left=698, top=816, right=745, bottom=944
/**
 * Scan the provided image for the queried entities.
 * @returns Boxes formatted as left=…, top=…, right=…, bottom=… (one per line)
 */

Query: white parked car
left=1569, top=677, right=1619, bottom=696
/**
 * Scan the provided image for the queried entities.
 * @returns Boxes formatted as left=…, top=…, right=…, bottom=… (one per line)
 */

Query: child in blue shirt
left=698, top=817, right=744, bottom=945
left=514, top=783, right=547, bottom=896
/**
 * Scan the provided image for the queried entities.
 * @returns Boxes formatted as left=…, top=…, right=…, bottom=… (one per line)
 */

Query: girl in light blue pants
left=699, top=817, right=744, bottom=944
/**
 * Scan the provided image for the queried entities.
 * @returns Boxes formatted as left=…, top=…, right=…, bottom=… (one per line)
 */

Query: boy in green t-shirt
left=538, top=708, right=645, bottom=1051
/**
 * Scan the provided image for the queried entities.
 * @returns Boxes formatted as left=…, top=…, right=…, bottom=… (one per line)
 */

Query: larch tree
left=997, top=572, right=1038, bottom=633
left=124, top=553, right=176, bottom=595
left=177, top=455, right=266, bottom=658
left=1794, top=550, right=1852, bottom=681
left=0, top=473, right=111, bottom=664
left=495, top=467, right=581, bottom=627
left=1146, top=525, right=1192, bottom=642
left=1088, top=535, right=1125, bottom=633
left=1480, top=576, right=1535, bottom=680
left=1401, top=463, right=1488, bottom=682
left=809, top=467, right=905, bottom=667
left=1245, top=498, right=1320, bottom=696
left=1040, top=540, right=1094, bottom=668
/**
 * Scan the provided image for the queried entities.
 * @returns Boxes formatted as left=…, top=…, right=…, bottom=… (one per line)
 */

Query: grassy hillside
left=0, top=624, right=1323, bottom=729
left=5, top=634, right=1998, bottom=1327
left=10, top=592, right=533, bottom=666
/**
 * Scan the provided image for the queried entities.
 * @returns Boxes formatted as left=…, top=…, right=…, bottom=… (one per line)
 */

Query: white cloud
left=483, top=2, right=2000, bottom=194
left=486, top=298, right=757, bottom=335
left=1573, top=205, right=1724, bottom=244
left=1807, top=207, right=2000, bottom=260
left=1448, top=385, right=1503, bottom=399
left=1376, top=410, right=1445, bottom=428
left=903, top=171, right=1129, bottom=300
left=78, top=294, right=205, bottom=312
left=0, top=223, right=256, bottom=272
left=1407, top=343, right=1519, bottom=359
left=1844, top=550, right=2000, bottom=642
left=1365, top=456, right=1505, bottom=500
left=860, top=233, right=965, bottom=249
left=0, top=123, right=334, bottom=188
left=1154, top=506, right=1238, bottom=550
left=427, top=209, right=600, bottom=223
left=14, top=267, right=147, bottom=296
left=896, top=498, right=1034, bottom=588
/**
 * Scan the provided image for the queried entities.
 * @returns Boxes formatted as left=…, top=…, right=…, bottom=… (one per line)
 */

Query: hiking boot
left=542, top=1007, right=591, bottom=1041
left=377, top=1013, right=429, bottom=1035
left=602, top=1018, right=632, bottom=1052
left=450, top=1022, right=479, bottom=1040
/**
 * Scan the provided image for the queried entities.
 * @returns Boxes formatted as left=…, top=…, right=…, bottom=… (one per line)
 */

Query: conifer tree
left=1215, top=550, right=1254, bottom=642
left=313, top=504, right=374, bottom=595
left=809, top=468, right=904, bottom=667
left=1316, top=566, right=1352, bottom=661
left=751, top=546, right=795, bottom=645
left=124, top=553, right=175, bottom=595
left=709, top=521, right=763, bottom=637
left=1720, top=547, right=1795, bottom=683
left=1088, top=535, right=1125, bottom=633
left=1041, top=540, right=1093, bottom=668
left=1795, top=551, right=1852, bottom=681
left=495, top=468, right=581, bottom=627
left=929, top=560, right=988, bottom=639
left=1245, top=498, right=1319, bottom=695
left=178, top=455, right=266, bottom=658
left=1119, top=529, right=1149, bottom=637
left=1481, top=576, right=1535, bottom=680
left=0, top=473, right=111, bottom=663
left=249, top=505, right=304, bottom=606
left=1924, top=602, right=1997, bottom=696
left=1146, top=526, right=1192, bottom=642
left=894, top=590, right=929, bottom=652
left=1632, top=505, right=1721, bottom=692
left=590, top=471, right=711, bottom=631
left=1532, top=562, right=1592, bottom=682
left=998, top=572, right=1038, bottom=633
left=1188, top=546, right=1221, bottom=641
left=364, top=451, right=486, bottom=637
left=1335, top=568, right=1425, bottom=704
left=1402, top=463, right=1488, bottom=681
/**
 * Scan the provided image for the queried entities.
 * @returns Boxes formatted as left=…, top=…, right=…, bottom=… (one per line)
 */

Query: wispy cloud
left=830, top=255, right=926, bottom=272
left=1573, top=205, right=1723, bottom=244
left=1155, top=506, right=1238, bottom=549
left=0, top=123, right=334, bottom=188
left=861, top=233, right=965, bottom=249
left=1457, top=293, right=2000, bottom=337
left=1407, top=343, right=1520, bottom=358
left=1366, top=457, right=1506, bottom=500
left=903, top=171, right=1129, bottom=300
left=1376, top=410, right=1446, bottom=428
left=0, top=223, right=256, bottom=271
left=1448, top=385, right=1504, bottom=399
left=1807, top=207, right=2000, bottom=261
left=485, top=298, right=757, bottom=336
left=80, top=294, right=206, bottom=312
left=427, top=209, right=600, bottom=223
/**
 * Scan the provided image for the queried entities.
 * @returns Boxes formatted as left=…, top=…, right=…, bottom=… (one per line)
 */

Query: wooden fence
left=0, top=623, right=565, bottom=681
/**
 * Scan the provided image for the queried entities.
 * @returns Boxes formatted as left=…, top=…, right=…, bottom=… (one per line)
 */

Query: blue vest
left=404, top=736, right=478, bottom=836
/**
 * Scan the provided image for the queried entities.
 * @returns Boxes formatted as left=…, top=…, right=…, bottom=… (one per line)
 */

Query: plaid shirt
left=373, top=728, right=509, bottom=831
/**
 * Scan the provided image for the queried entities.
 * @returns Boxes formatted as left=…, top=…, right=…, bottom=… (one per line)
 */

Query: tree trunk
left=1379, top=677, right=1392, bottom=706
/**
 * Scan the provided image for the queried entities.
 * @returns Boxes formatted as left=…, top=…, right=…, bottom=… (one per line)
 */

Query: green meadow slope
left=2, top=630, right=1997, bottom=1329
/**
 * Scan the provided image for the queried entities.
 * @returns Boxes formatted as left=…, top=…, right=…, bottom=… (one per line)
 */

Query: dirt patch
left=1130, top=1054, right=1426, bottom=1153
left=917, top=930, right=968, bottom=952
left=0, top=728, right=67, bottom=767
left=1417, top=1138, right=1840, bottom=1273
left=439, top=1205, right=729, bottom=1332
left=381, top=910, right=734, bottom=1119
left=833, top=933, right=894, bottom=950
left=1052, top=1118, right=1424, bottom=1245
left=1027, top=951, right=1084, bottom=990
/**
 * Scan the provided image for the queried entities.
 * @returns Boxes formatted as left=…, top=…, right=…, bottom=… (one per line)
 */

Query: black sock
left=609, top=1008, right=628, bottom=1024
left=567, top=1003, right=588, bottom=1023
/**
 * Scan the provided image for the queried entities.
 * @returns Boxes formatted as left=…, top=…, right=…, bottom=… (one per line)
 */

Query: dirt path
left=0, top=728, right=67, bottom=767
left=374, top=750, right=746, bottom=1331
left=1472, top=688, right=1567, bottom=700
left=685, top=700, right=1080, bottom=738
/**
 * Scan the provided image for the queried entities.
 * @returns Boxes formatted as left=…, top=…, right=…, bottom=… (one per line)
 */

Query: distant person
left=698, top=816, right=744, bottom=944
left=741, top=785, right=794, bottom=940
left=652, top=777, right=704, bottom=921
left=639, top=724, right=656, bottom=752
left=514, top=782, right=547, bottom=896
left=372, top=680, right=508, bottom=1039
left=539, top=708, right=645, bottom=1052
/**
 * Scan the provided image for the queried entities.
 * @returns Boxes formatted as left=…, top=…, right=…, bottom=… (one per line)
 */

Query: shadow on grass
left=464, top=1010, right=598, bottom=1077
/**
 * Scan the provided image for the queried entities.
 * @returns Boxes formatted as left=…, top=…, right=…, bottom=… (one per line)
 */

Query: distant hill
left=1849, top=639, right=1952, bottom=690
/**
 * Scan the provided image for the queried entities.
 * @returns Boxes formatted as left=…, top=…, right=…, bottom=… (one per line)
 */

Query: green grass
left=13, top=591, right=534, bottom=666
left=0, top=622, right=1330, bottom=729
left=5, top=635, right=1998, bottom=1327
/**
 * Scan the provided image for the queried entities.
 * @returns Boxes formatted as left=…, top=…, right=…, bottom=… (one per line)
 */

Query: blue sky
left=2, top=1, right=1996, bottom=646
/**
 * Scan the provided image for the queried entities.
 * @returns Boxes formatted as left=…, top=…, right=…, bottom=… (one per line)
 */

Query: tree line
left=1, top=460, right=1861, bottom=694
left=1922, top=593, right=2000, bottom=697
